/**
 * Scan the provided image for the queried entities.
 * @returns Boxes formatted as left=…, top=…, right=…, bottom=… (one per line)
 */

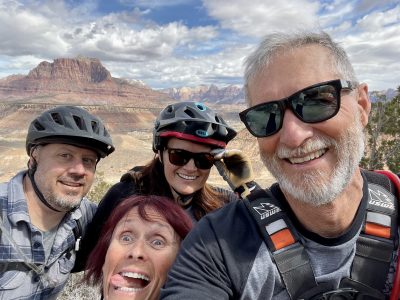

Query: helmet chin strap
left=170, top=187, right=194, bottom=206
left=27, top=163, right=63, bottom=213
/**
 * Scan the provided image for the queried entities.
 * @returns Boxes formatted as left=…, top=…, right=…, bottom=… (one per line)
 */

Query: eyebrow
left=119, top=217, right=173, bottom=231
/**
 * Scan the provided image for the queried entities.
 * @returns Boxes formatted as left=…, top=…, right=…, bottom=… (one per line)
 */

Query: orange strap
left=270, top=228, right=295, bottom=250
left=365, top=222, right=391, bottom=239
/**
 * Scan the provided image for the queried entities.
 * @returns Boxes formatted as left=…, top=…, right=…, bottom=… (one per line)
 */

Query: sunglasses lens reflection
left=168, top=149, right=214, bottom=169
left=240, top=80, right=341, bottom=137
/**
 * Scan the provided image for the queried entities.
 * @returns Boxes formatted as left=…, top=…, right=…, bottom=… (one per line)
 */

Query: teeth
left=178, top=173, right=196, bottom=180
left=288, top=149, right=326, bottom=164
left=63, top=182, right=81, bottom=187
left=121, top=272, right=149, bottom=281
left=116, top=286, right=143, bottom=292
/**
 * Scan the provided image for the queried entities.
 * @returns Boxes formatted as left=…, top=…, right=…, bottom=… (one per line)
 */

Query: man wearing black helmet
left=0, top=105, right=114, bottom=299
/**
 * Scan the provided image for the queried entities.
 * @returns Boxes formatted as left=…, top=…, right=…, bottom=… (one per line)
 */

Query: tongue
left=110, top=274, right=127, bottom=286
left=110, top=274, right=147, bottom=289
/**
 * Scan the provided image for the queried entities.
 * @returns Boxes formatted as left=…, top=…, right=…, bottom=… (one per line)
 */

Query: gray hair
left=243, top=30, right=358, bottom=103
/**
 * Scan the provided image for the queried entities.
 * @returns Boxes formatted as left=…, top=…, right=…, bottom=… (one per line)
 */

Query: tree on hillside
left=361, top=87, right=400, bottom=173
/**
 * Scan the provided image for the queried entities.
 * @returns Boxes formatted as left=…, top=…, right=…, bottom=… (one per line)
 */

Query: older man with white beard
left=160, top=30, right=400, bottom=300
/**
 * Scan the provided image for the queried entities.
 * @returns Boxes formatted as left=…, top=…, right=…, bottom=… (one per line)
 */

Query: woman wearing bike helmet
left=76, top=101, right=255, bottom=270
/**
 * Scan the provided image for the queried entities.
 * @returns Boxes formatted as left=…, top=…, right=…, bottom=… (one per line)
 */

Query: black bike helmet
left=26, top=105, right=115, bottom=158
left=153, top=101, right=237, bottom=151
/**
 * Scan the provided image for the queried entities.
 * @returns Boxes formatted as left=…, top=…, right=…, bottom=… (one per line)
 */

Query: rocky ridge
left=0, top=56, right=172, bottom=107
left=162, top=84, right=245, bottom=104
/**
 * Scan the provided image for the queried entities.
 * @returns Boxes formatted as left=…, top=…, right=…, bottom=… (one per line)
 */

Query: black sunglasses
left=239, top=79, right=354, bottom=137
left=166, top=148, right=214, bottom=170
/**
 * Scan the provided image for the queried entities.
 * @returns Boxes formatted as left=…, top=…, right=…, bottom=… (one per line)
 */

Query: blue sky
left=0, top=0, right=399, bottom=91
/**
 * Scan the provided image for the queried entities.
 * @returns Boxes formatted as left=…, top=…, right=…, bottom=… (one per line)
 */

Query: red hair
left=84, top=194, right=193, bottom=285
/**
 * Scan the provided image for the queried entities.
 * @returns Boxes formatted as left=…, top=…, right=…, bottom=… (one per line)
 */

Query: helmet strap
left=170, top=186, right=194, bottom=206
left=27, top=156, right=63, bottom=213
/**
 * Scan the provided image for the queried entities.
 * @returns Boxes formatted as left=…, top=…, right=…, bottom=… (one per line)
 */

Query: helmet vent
left=215, top=115, right=220, bottom=123
left=33, top=121, right=45, bottom=131
left=195, top=102, right=206, bottom=111
left=91, top=121, right=99, bottom=134
left=104, top=128, right=109, bottom=137
left=51, top=113, right=63, bottom=125
left=184, top=109, right=195, bottom=118
left=73, top=115, right=85, bottom=130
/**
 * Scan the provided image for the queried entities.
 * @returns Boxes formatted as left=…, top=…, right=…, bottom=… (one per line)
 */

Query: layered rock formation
left=0, top=57, right=172, bottom=107
left=162, top=84, right=245, bottom=104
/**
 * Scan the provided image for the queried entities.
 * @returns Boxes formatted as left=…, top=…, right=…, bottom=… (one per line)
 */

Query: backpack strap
left=370, top=170, right=400, bottom=300
left=244, top=189, right=318, bottom=298
left=72, top=218, right=82, bottom=251
left=350, top=170, right=398, bottom=291
left=243, top=169, right=400, bottom=299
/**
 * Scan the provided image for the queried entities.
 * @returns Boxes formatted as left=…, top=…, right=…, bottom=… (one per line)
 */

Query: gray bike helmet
left=26, top=105, right=115, bottom=158
left=153, top=101, right=237, bottom=151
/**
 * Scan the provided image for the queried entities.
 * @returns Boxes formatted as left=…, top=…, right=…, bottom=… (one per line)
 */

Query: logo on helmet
left=195, top=129, right=209, bottom=137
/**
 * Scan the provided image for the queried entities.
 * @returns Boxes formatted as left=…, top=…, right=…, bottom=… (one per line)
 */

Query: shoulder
left=189, top=199, right=263, bottom=254
left=1, top=171, right=26, bottom=210
left=210, top=185, right=240, bottom=202
left=97, top=180, right=137, bottom=212
left=0, top=181, right=7, bottom=198
left=362, top=169, right=399, bottom=204
left=75, top=197, right=97, bottom=225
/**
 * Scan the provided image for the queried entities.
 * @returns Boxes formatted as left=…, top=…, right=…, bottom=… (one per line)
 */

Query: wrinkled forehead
left=116, top=207, right=173, bottom=231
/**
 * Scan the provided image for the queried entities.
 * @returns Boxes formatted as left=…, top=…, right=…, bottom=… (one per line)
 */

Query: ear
left=28, top=146, right=40, bottom=169
left=356, top=83, right=371, bottom=127
left=157, top=150, right=163, bottom=163
left=30, top=146, right=40, bottom=161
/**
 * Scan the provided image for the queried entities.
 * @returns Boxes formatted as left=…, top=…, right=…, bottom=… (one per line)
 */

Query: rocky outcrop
left=27, top=57, right=112, bottom=83
left=162, top=84, right=245, bottom=104
left=0, top=56, right=173, bottom=107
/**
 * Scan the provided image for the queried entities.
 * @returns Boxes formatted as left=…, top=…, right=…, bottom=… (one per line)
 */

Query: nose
left=68, top=158, right=87, bottom=175
left=127, top=239, right=148, bottom=261
left=279, top=109, right=313, bottom=148
left=183, top=158, right=197, bottom=170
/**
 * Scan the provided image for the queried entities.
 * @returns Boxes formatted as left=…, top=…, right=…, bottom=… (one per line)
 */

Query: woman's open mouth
left=111, top=272, right=150, bottom=292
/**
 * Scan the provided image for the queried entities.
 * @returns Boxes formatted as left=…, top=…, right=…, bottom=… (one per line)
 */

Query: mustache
left=277, top=136, right=335, bottom=158
left=59, top=175, right=86, bottom=185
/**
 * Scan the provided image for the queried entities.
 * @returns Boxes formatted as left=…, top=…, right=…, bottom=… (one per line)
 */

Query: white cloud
left=0, top=0, right=398, bottom=90
left=203, top=0, right=320, bottom=37
left=120, top=0, right=197, bottom=9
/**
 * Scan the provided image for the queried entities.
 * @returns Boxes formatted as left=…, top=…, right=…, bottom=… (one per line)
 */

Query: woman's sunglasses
left=166, top=148, right=215, bottom=170
left=239, top=79, right=355, bottom=137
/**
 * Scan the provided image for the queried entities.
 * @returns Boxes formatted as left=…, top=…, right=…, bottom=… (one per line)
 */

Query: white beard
left=261, top=115, right=365, bottom=206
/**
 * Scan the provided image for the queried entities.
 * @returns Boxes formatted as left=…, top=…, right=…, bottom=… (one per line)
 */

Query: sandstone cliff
left=162, top=84, right=245, bottom=104
left=0, top=56, right=173, bottom=107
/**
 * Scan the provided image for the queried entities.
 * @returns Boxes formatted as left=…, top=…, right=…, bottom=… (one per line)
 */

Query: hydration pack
left=243, top=169, right=400, bottom=299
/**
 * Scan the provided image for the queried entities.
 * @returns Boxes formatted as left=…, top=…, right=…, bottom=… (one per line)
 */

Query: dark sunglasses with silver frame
left=166, top=148, right=215, bottom=170
left=239, top=79, right=355, bottom=138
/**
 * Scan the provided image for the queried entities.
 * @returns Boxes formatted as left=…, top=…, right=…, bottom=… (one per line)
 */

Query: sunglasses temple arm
left=214, top=160, right=237, bottom=191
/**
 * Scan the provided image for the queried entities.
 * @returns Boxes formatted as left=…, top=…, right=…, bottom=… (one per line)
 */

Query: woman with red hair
left=84, top=194, right=192, bottom=300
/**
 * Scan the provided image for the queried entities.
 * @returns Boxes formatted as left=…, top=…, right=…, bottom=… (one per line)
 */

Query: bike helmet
left=153, top=101, right=237, bottom=151
left=26, top=105, right=115, bottom=158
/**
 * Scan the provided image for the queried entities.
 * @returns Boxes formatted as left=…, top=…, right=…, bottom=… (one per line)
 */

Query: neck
left=23, top=175, right=65, bottom=231
left=284, top=170, right=364, bottom=238
left=170, top=187, right=193, bottom=206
